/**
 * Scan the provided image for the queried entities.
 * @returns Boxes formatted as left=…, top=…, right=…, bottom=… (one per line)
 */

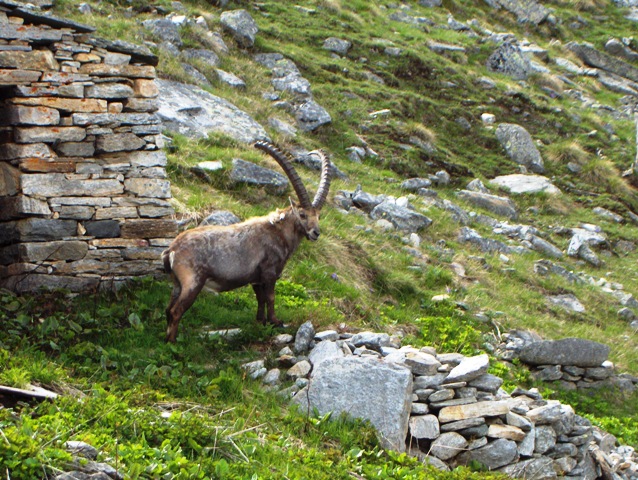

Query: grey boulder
left=293, top=356, right=413, bottom=452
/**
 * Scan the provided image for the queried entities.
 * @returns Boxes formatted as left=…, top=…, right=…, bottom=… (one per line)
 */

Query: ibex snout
left=307, top=227, right=320, bottom=241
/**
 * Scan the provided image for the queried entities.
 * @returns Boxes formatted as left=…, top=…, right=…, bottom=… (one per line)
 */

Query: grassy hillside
left=2, top=0, right=638, bottom=478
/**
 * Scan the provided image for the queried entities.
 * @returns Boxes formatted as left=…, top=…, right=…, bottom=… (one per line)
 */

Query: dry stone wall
left=0, top=0, right=176, bottom=292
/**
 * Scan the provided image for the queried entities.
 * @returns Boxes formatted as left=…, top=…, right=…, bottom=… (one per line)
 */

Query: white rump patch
left=169, top=251, right=176, bottom=269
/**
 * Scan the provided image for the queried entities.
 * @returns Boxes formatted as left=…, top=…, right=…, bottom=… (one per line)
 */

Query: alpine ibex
left=161, top=141, right=332, bottom=342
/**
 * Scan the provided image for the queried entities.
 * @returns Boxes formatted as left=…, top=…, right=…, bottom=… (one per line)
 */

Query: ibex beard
left=162, top=141, right=332, bottom=343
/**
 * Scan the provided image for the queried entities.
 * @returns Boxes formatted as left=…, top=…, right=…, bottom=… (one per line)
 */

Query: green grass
left=0, top=282, right=495, bottom=479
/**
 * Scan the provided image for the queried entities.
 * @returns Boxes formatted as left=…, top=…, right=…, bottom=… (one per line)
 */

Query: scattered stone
left=401, top=178, right=432, bottom=191
left=323, top=37, right=351, bottom=55
left=490, top=174, right=560, bottom=195
left=230, top=158, right=288, bottom=194
left=156, top=79, right=269, bottom=142
left=308, top=340, right=344, bottom=369
left=547, top=294, right=585, bottom=313
left=287, top=360, right=311, bottom=379
left=294, top=99, right=332, bottom=131
left=350, top=331, right=391, bottom=351
left=220, top=9, right=259, bottom=48
left=457, top=190, right=518, bottom=220
left=370, top=202, right=432, bottom=232
left=199, top=210, right=241, bottom=227
left=487, top=43, right=534, bottom=80
left=261, top=368, right=281, bottom=385
left=495, top=124, right=545, bottom=174
left=216, top=69, right=246, bottom=88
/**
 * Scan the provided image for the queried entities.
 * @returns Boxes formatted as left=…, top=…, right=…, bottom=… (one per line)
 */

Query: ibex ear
left=289, top=197, right=299, bottom=211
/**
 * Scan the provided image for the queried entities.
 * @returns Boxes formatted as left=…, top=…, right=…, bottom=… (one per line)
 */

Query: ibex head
left=254, top=141, right=332, bottom=242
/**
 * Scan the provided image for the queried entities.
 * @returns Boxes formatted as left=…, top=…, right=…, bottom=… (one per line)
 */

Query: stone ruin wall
left=0, top=1, right=177, bottom=293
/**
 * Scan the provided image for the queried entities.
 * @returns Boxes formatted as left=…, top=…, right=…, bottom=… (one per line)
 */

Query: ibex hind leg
left=166, top=278, right=204, bottom=343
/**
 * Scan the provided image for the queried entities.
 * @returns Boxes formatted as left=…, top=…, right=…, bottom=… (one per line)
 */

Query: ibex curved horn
left=309, top=149, right=332, bottom=210
left=254, top=141, right=312, bottom=208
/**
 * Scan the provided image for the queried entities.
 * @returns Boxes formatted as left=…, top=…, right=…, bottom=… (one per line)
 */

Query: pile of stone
left=496, top=332, right=638, bottom=393
left=243, top=323, right=638, bottom=479
left=0, top=3, right=176, bottom=292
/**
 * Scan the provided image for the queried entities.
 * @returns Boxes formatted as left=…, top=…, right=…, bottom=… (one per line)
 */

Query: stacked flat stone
left=0, top=1, right=176, bottom=292
left=498, top=333, right=638, bottom=393
left=250, top=324, right=638, bottom=479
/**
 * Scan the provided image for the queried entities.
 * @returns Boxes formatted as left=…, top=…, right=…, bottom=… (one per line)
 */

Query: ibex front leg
left=251, top=283, right=267, bottom=324
left=264, top=282, right=282, bottom=327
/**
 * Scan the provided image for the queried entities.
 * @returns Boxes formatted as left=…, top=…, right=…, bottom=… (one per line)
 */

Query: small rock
left=287, top=360, right=311, bottom=379
left=294, top=322, right=315, bottom=353
left=262, top=368, right=281, bottom=385
left=64, top=441, right=98, bottom=460
left=273, top=333, right=294, bottom=346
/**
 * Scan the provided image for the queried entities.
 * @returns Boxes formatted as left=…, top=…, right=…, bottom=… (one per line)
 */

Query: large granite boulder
left=292, top=356, right=413, bottom=452
left=156, top=79, right=269, bottom=143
